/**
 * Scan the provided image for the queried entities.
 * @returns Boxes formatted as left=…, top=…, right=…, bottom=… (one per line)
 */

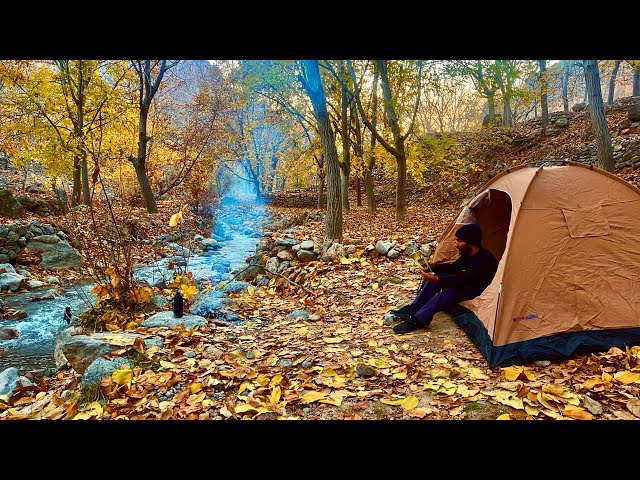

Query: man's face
left=454, top=237, right=473, bottom=256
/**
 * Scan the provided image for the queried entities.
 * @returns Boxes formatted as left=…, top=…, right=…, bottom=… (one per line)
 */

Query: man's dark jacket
left=432, top=248, right=498, bottom=295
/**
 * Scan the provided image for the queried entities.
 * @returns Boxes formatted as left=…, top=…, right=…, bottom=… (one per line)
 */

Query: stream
left=0, top=195, right=270, bottom=374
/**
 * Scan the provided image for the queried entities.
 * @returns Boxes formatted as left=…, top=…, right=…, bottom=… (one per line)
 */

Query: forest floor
left=3, top=201, right=640, bottom=421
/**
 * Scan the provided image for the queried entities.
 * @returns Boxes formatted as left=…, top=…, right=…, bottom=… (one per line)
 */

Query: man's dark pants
left=408, top=281, right=481, bottom=326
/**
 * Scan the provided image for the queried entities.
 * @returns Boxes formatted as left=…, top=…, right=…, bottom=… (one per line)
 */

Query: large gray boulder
left=27, top=235, right=84, bottom=269
left=190, top=291, right=232, bottom=317
left=0, top=263, right=24, bottom=291
left=54, top=330, right=145, bottom=374
left=81, top=357, right=130, bottom=388
left=141, top=311, right=207, bottom=329
left=0, top=367, right=20, bottom=396
left=629, top=104, right=640, bottom=122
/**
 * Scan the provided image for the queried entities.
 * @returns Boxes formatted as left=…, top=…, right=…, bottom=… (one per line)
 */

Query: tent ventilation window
left=561, top=205, right=611, bottom=238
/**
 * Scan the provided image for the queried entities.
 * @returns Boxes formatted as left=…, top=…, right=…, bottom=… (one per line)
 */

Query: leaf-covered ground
left=3, top=203, right=640, bottom=421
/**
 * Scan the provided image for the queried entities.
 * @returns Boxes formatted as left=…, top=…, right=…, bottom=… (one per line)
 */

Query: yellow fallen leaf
left=524, top=404, right=541, bottom=417
left=270, top=374, right=283, bottom=386
left=73, top=412, right=92, bottom=420
left=160, top=360, right=176, bottom=369
left=319, top=392, right=344, bottom=407
left=563, top=406, right=594, bottom=420
left=323, top=337, right=345, bottom=344
left=350, top=350, right=363, bottom=356
left=80, top=401, right=103, bottom=417
left=496, top=413, right=511, bottom=420
left=301, top=391, right=328, bottom=403
left=392, top=370, right=407, bottom=380
left=0, top=394, right=9, bottom=403
left=334, top=327, right=351, bottom=334
left=296, top=327, right=309, bottom=336
left=247, top=285, right=255, bottom=295
left=380, top=397, right=404, bottom=406
left=583, top=377, right=606, bottom=389
left=467, top=367, right=489, bottom=380
left=234, top=403, right=257, bottom=413
left=371, top=282, right=379, bottom=290
left=614, top=371, right=640, bottom=384
left=189, top=383, right=202, bottom=394
left=602, top=372, right=613, bottom=382
left=369, top=358, right=390, bottom=369
left=401, top=396, right=419, bottom=410
left=501, top=366, right=524, bottom=381
left=112, top=368, right=133, bottom=386
left=320, top=368, right=339, bottom=377
left=270, top=386, right=282, bottom=405
left=457, top=385, right=480, bottom=398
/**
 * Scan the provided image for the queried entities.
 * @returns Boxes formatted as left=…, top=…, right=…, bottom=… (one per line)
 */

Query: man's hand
left=419, top=270, right=438, bottom=282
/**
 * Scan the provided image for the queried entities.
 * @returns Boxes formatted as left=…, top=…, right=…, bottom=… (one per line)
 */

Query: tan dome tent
left=433, top=161, right=640, bottom=368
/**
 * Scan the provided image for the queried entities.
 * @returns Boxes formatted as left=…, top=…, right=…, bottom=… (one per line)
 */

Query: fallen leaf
left=501, top=366, right=524, bottom=381
left=112, top=368, right=133, bottom=386
left=323, top=337, right=345, bottom=344
left=627, top=399, right=640, bottom=418
left=301, top=391, right=328, bottom=403
left=563, top=406, right=594, bottom=420
left=614, top=371, right=640, bottom=384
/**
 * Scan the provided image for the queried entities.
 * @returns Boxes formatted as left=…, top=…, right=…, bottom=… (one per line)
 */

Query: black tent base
left=448, top=305, right=640, bottom=369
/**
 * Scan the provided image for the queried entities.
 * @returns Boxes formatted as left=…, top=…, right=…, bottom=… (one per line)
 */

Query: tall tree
left=538, top=60, right=549, bottom=134
left=299, top=60, right=342, bottom=242
left=364, top=66, right=379, bottom=212
left=130, top=60, right=178, bottom=213
left=447, top=61, right=500, bottom=126
left=561, top=60, right=571, bottom=112
left=583, top=60, right=614, bottom=172
left=606, top=60, right=622, bottom=105
left=341, top=60, right=422, bottom=221
left=339, top=61, right=351, bottom=212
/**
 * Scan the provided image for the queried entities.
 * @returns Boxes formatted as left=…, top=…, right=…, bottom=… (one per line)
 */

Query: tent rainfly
left=432, top=162, right=640, bottom=368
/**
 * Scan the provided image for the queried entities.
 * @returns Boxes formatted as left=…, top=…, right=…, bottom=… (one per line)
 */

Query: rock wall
left=0, top=220, right=59, bottom=264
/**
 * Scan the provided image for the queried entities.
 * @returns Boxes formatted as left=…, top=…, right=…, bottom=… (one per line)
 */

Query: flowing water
left=0, top=196, right=269, bottom=374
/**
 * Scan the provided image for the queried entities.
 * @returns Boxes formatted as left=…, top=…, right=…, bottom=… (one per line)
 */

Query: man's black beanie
left=455, top=223, right=482, bottom=246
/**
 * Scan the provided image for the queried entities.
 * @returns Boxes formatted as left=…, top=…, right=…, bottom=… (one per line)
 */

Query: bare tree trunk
left=365, top=68, right=378, bottom=212
left=72, top=156, right=81, bottom=206
left=340, top=71, right=350, bottom=212
left=584, top=60, right=615, bottom=172
left=538, top=60, right=549, bottom=134
left=378, top=60, right=408, bottom=221
left=355, top=175, right=362, bottom=206
left=316, top=173, right=325, bottom=210
left=633, top=68, right=640, bottom=97
left=130, top=60, right=174, bottom=214
left=132, top=106, right=158, bottom=212
left=81, top=156, right=90, bottom=204
left=487, top=94, right=496, bottom=124
left=503, top=99, right=512, bottom=127
left=562, top=60, right=570, bottom=112
left=302, top=60, right=342, bottom=242
left=607, top=60, right=622, bottom=105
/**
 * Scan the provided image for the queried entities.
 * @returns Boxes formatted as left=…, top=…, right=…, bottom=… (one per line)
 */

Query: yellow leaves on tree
left=169, top=273, right=198, bottom=299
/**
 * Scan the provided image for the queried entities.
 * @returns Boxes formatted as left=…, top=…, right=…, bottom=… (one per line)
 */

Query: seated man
left=391, top=223, right=499, bottom=334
